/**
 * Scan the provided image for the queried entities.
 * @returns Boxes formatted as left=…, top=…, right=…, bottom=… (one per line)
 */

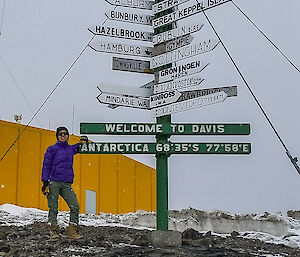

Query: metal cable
left=231, top=1, right=300, bottom=73
left=0, top=5, right=116, bottom=163
left=203, top=10, right=300, bottom=173
left=0, top=55, right=43, bottom=127
left=0, top=0, right=5, bottom=36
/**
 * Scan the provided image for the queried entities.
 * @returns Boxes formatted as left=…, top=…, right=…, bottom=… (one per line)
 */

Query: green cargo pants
left=47, top=181, right=80, bottom=225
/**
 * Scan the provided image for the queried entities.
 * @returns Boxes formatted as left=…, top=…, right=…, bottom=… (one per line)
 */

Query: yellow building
left=0, top=120, right=156, bottom=214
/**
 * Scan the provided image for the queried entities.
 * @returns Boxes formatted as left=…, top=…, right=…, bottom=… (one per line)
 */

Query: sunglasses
left=58, top=132, right=68, bottom=136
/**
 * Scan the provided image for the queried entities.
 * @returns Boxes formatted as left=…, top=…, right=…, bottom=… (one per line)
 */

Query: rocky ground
left=0, top=222, right=300, bottom=257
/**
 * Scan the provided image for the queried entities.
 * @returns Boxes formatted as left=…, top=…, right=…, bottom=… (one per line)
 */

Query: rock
left=182, top=228, right=201, bottom=240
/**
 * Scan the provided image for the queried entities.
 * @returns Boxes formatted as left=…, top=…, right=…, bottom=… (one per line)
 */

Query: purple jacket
left=41, top=141, right=79, bottom=184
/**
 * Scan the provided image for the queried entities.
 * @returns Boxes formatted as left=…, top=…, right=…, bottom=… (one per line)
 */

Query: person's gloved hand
left=42, top=181, right=50, bottom=196
left=80, top=136, right=89, bottom=144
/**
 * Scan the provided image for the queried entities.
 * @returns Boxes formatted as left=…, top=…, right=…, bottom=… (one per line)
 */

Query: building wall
left=0, top=120, right=156, bottom=214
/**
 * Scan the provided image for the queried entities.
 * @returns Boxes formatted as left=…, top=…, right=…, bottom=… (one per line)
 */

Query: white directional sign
left=151, top=91, right=227, bottom=117
left=98, top=83, right=152, bottom=98
left=150, top=90, right=182, bottom=108
left=179, top=85, right=237, bottom=101
left=88, top=25, right=153, bottom=42
left=97, top=92, right=150, bottom=109
left=153, top=76, right=204, bottom=94
left=105, top=0, right=154, bottom=10
left=153, top=22, right=203, bottom=45
left=89, top=41, right=153, bottom=58
left=152, top=0, right=230, bottom=29
left=151, top=39, right=219, bottom=68
left=106, top=10, right=153, bottom=25
left=152, top=0, right=190, bottom=14
left=157, top=60, right=208, bottom=83
left=112, top=57, right=152, bottom=74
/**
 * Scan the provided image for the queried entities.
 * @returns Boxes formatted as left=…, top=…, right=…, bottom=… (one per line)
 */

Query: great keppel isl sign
left=80, top=122, right=251, bottom=135
left=79, top=142, right=251, bottom=154
left=105, top=0, right=154, bottom=10
left=151, top=39, right=219, bottom=68
left=153, top=0, right=231, bottom=29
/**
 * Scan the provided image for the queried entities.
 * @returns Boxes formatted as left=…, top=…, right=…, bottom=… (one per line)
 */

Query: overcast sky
left=0, top=0, right=300, bottom=214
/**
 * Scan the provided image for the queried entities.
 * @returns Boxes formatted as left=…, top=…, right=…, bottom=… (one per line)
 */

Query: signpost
left=88, top=25, right=153, bottom=42
left=152, top=0, right=230, bottom=28
left=152, top=0, right=190, bottom=14
left=151, top=91, right=227, bottom=117
left=85, top=0, right=252, bottom=233
left=153, top=22, right=203, bottom=45
left=151, top=39, right=219, bottom=68
left=157, top=59, right=208, bottom=83
left=150, top=90, right=182, bottom=108
left=112, top=57, right=152, bottom=74
left=106, top=10, right=153, bottom=25
left=89, top=41, right=153, bottom=57
left=154, top=75, right=204, bottom=93
left=105, top=0, right=154, bottom=10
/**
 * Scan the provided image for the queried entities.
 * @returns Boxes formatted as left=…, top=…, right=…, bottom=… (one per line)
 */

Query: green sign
left=80, top=123, right=250, bottom=135
left=79, top=142, right=251, bottom=154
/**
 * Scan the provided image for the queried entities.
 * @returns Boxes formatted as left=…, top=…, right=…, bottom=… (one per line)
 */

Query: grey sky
left=0, top=0, right=300, bottom=213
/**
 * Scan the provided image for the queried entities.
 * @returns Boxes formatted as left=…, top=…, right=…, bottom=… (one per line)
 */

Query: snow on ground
left=1, top=204, right=300, bottom=249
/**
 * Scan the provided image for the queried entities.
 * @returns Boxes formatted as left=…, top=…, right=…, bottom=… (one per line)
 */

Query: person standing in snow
left=41, top=126, right=88, bottom=239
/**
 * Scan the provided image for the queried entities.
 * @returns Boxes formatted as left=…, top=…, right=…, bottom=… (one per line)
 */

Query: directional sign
left=179, top=85, right=237, bottom=101
left=150, top=90, right=182, bottom=108
left=157, top=60, right=208, bottom=83
left=152, top=0, right=230, bottom=29
left=106, top=10, right=153, bottom=25
left=152, top=0, right=190, bottom=14
left=107, top=80, right=154, bottom=109
left=153, top=22, right=203, bottom=45
left=151, top=91, right=227, bottom=117
left=89, top=41, right=153, bottom=58
left=97, top=92, right=150, bottom=109
left=112, top=57, right=152, bottom=74
left=80, top=123, right=251, bottom=135
left=151, top=39, right=219, bottom=68
left=79, top=142, right=251, bottom=154
left=154, top=76, right=204, bottom=94
left=88, top=25, right=153, bottom=42
left=153, top=34, right=193, bottom=56
left=98, top=83, right=152, bottom=98
left=105, top=0, right=154, bottom=10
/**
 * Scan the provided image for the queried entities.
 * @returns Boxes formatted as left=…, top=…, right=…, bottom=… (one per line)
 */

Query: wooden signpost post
left=84, top=0, right=250, bottom=233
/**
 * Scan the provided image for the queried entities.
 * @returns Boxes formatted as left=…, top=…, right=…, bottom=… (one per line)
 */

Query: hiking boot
left=67, top=223, right=81, bottom=239
left=48, top=224, right=60, bottom=239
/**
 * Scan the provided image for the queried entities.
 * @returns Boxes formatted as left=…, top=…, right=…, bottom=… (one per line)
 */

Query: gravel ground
left=0, top=222, right=300, bottom=256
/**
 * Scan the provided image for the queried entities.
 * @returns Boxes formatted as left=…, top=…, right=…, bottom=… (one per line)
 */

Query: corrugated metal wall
left=0, top=120, right=156, bottom=214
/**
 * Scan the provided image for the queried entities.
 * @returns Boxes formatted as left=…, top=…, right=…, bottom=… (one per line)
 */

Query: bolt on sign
left=105, top=0, right=154, bottom=10
left=79, top=142, right=251, bottom=154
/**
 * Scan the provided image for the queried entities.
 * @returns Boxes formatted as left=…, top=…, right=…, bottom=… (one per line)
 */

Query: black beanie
left=56, top=126, right=69, bottom=139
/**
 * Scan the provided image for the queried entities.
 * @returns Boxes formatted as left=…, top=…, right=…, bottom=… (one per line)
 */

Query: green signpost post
left=86, top=0, right=251, bottom=233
